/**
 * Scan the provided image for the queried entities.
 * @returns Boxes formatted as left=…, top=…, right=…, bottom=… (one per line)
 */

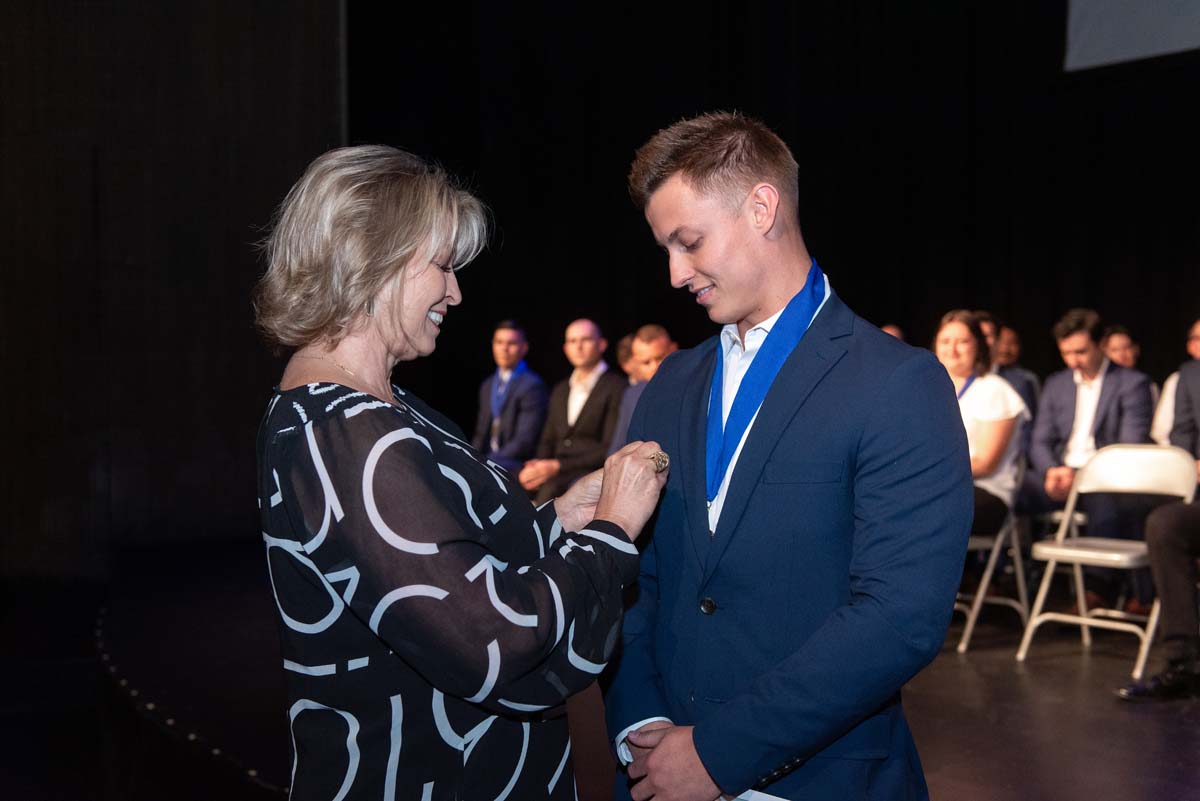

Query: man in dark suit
left=1029, top=308, right=1154, bottom=541
left=1119, top=358, right=1200, bottom=701
left=608, top=324, right=678, bottom=455
left=982, top=317, right=1041, bottom=418
left=519, top=318, right=626, bottom=505
left=606, top=112, right=972, bottom=801
left=470, top=319, right=548, bottom=474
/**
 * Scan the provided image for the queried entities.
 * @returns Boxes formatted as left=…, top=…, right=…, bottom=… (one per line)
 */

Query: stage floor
left=6, top=539, right=1199, bottom=800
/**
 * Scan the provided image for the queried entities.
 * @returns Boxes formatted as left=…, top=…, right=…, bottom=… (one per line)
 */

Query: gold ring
left=648, top=451, right=670, bottom=474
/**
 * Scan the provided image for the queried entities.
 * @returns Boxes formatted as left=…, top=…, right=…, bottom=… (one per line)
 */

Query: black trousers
left=1145, top=500, right=1200, bottom=641
left=972, top=486, right=1009, bottom=536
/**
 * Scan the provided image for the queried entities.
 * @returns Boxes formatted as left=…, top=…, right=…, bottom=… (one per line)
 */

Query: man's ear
left=599, top=337, right=608, bottom=355
left=747, top=182, right=781, bottom=234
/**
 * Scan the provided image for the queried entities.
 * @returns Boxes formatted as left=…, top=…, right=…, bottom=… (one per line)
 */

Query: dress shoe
left=1116, top=661, right=1200, bottom=702
left=1122, top=597, right=1154, bottom=617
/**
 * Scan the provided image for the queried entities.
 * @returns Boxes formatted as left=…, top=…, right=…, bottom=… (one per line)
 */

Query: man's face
left=1103, top=333, right=1139, bottom=369
left=1058, top=331, right=1104, bottom=376
left=995, top=326, right=1021, bottom=367
left=1187, top=321, right=1200, bottom=361
left=492, top=327, right=527, bottom=370
left=629, top=335, right=677, bottom=383
left=644, top=174, right=763, bottom=331
left=563, top=321, right=605, bottom=369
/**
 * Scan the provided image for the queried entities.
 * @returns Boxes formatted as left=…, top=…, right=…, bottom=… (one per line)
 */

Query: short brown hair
left=628, top=111, right=799, bottom=210
left=1052, top=308, right=1103, bottom=344
left=936, top=309, right=992, bottom=376
left=634, top=323, right=671, bottom=343
left=615, top=334, right=634, bottom=366
left=255, top=145, right=488, bottom=348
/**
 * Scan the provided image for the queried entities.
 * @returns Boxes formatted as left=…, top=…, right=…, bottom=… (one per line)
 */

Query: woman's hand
left=554, top=469, right=603, bottom=533
left=593, top=441, right=670, bottom=542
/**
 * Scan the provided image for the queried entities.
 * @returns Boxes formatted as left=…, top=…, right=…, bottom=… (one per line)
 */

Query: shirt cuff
left=613, top=717, right=673, bottom=765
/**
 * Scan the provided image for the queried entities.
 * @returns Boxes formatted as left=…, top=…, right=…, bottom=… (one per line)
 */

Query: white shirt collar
left=569, top=360, right=608, bottom=391
left=1073, top=357, right=1110, bottom=387
left=718, top=273, right=832, bottom=356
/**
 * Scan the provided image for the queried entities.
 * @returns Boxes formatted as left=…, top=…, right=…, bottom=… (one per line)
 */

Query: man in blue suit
left=1028, top=309, right=1153, bottom=538
left=609, top=324, right=678, bottom=455
left=470, top=319, right=548, bottom=474
left=605, top=112, right=973, bottom=801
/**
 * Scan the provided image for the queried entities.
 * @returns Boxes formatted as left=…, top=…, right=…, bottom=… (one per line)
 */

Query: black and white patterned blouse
left=256, top=382, right=637, bottom=801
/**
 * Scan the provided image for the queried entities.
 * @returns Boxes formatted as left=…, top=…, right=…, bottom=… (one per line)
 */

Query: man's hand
left=553, top=468, right=602, bottom=532
left=1044, top=466, right=1075, bottom=502
left=626, top=725, right=722, bottom=801
left=518, top=459, right=561, bottom=491
left=625, top=720, right=674, bottom=774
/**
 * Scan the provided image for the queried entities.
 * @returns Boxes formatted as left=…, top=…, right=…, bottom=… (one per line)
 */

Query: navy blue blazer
left=605, top=293, right=973, bottom=800
left=1028, top=362, right=1153, bottom=479
left=1169, top=360, right=1200, bottom=458
left=470, top=368, right=548, bottom=474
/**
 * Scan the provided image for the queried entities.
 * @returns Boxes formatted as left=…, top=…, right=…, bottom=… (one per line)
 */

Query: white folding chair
left=1015, top=445, right=1197, bottom=679
left=954, top=466, right=1030, bottom=653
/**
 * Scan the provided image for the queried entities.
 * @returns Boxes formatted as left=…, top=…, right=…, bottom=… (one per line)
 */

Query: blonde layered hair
left=255, top=145, right=488, bottom=348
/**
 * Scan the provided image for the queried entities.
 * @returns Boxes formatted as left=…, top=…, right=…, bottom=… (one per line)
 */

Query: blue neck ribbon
left=956, top=374, right=976, bottom=400
left=705, top=260, right=826, bottom=503
left=491, top=360, right=526, bottom=419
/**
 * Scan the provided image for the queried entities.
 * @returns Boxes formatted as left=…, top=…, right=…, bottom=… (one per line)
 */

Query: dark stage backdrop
left=2, top=2, right=344, bottom=579
left=4, top=2, right=1198, bottom=580
left=350, top=1, right=1200, bottom=434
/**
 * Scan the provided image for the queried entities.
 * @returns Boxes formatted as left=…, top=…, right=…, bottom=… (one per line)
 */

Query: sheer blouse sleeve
left=276, top=404, right=638, bottom=715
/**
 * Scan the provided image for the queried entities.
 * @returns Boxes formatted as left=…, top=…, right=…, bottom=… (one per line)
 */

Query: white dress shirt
left=958, top=374, right=1029, bottom=507
left=1151, top=370, right=1180, bottom=446
left=613, top=274, right=831, bottom=801
left=566, top=361, right=608, bottom=427
left=1063, top=359, right=1108, bottom=469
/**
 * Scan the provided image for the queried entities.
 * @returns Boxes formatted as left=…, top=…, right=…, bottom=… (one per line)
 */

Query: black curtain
left=350, top=1, right=1199, bottom=436
left=1, top=2, right=344, bottom=578
left=5, top=1, right=1198, bottom=580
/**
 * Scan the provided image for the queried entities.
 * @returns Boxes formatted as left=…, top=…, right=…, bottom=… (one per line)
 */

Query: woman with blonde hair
left=254, top=145, right=667, bottom=800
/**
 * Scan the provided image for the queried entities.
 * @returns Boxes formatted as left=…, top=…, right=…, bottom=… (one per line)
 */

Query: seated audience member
left=1119, top=357, right=1200, bottom=701
left=1029, top=308, right=1154, bottom=601
left=1152, top=318, right=1200, bottom=445
left=520, top=318, right=626, bottom=504
left=880, top=323, right=905, bottom=341
left=1104, top=324, right=1158, bottom=404
left=935, top=311, right=1029, bottom=535
left=615, top=333, right=636, bottom=383
left=470, top=319, right=548, bottom=474
left=991, top=320, right=1042, bottom=418
left=608, top=324, right=678, bottom=454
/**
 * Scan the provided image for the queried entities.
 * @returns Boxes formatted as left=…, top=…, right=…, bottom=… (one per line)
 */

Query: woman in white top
left=934, top=310, right=1030, bottom=535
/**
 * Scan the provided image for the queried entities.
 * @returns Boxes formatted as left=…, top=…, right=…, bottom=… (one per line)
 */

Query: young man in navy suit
left=1028, top=310, right=1153, bottom=531
left=470, top=319, right=548, bottom=474
left=605, top=112, right=973, bottom=801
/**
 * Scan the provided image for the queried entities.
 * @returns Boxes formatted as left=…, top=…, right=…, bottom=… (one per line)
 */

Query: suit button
left=699, top=597, right=717, bottom=615
left=563, top=438, right=573, bottom=448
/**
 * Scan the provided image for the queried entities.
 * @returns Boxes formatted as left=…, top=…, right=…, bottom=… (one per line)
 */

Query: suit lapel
left=679, top=341, right=719, bottom=569
left=702, top=295, right=853, bottom=585
left=1092, top=363, right=1118, bottom=437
